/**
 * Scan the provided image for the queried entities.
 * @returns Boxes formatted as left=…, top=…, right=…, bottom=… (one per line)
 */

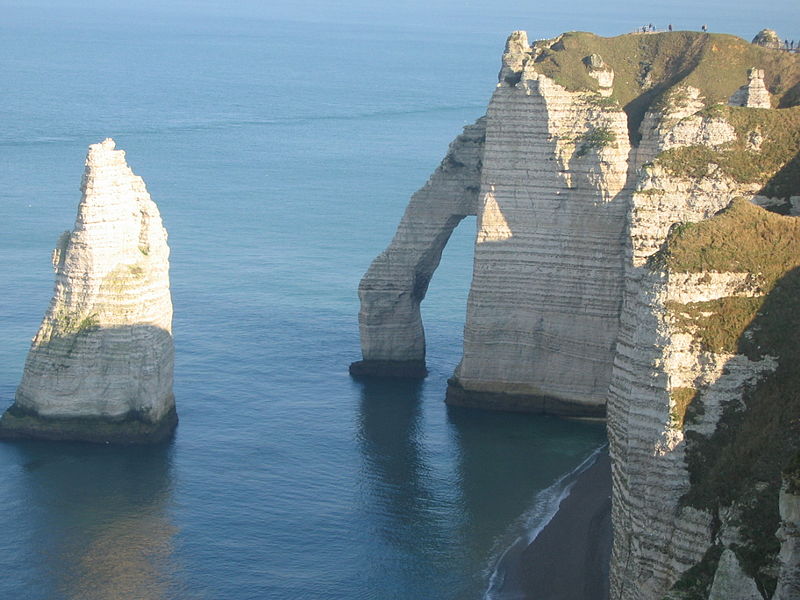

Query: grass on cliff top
left=529, top=31, right=800, bottom=142
left=664, top=197, right=800, bottom=278
left=660, top=199, right=800, bottom=594
left=656, top=104, right=800, bottom=198
left=662, top=198, right=800, bottom=355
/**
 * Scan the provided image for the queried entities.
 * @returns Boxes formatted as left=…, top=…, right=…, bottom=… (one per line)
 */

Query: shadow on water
left=446, top=405, right=607, bottom=595
left=3, top=440, right=179, bottom=600
left=355, top=378, right=439, bottom=548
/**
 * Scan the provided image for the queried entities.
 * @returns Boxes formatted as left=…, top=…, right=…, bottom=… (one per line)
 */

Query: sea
left=0, top=2, right=796, bottom=599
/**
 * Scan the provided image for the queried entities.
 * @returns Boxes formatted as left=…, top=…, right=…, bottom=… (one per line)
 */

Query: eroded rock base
left=348, top=360, right=428, bottom=379
left=0, top=403, right=178, bottom=444
left=445, top=378, right=606, bottom=418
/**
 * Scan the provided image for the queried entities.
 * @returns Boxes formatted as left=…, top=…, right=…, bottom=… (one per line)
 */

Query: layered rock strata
left=350, top=119, right=484, bottom=378
left=608, top=253, right=772, bottom=598
left=609, top=200, right=800, bottom=599
left=356, top=28, right=800, bottom=599
left=728, top=68, right=772, bottom=109
left=356, top=29, right=800, bottom=416
left=448, top=33, right=631, bottom=416
left=0, top=138, right=176, bottom=443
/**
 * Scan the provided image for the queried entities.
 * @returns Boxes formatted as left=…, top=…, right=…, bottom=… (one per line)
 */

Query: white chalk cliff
left=350, top=119, right=484, bottom=378
left=0, top=138, right=176, bottom=443
left=355, top=29, right=800, bottom=598
left=449, top=32, right=630, bottom=416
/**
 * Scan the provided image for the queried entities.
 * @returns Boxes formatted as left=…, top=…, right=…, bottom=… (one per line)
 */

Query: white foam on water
left=483, top=445, right=606, bottom=600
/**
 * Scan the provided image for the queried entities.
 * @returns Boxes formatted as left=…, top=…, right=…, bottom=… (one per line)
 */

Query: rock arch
left=349, top=118, right=485, bottom=378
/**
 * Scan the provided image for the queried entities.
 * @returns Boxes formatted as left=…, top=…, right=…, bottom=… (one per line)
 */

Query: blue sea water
left=1, top=3, right=797, bottom=599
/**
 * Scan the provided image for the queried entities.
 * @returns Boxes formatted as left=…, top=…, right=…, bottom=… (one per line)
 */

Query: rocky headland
left=0, top=138, right=176, bottom=444
left=354, top=29, right=800, bottom=599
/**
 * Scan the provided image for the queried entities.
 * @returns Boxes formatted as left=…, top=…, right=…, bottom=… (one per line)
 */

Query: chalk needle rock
left=0, top=139, right=176, bottom=443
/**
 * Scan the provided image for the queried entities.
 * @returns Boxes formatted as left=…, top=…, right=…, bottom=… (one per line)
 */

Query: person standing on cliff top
left=702, top=24, right=708, bottom=32
left=668, top=24, right=673, bottom=32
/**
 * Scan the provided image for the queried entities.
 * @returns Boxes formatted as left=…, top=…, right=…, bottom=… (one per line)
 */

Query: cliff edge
left=354, top=28, right=800, bottom=598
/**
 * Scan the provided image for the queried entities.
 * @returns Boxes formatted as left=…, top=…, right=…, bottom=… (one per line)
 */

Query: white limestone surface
left=728, top=68, right=772, bottom=109
left=451, top=50, right=631, bottom=411
left=608, top=263, right=776, bottom=600
left=355, top=119, right=484, bottom=366
left=707, top=549, right=762, bottom=600
left=13, top=139, right=174, bottom=426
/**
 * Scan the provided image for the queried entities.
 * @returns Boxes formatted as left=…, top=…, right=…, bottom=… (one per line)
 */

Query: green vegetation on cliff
left=529, top=31, right=800, bottom=141
left=665, top=198, right=800, bottom=281
left=660, top=199, right=800, bottom=595
left=656, top=105, right=800, bottom=198
left=669, top=387, right=698, bottom=429
left=576, top=126, right=617, bottom=156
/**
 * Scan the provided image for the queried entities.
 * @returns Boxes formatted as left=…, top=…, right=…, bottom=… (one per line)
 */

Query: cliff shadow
left=445, top=404, right=607, bottom=593
left=3, top=440, right=180, bottom=600
left=759, top=147, right=800, bottom=203
left=3, top=323, right=176, bottom=444
left=617, top=247, right=800, bottom=598
left=677, top=265, right=800, bottom=596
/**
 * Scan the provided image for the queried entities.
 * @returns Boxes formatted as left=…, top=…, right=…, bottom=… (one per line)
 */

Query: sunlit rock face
left=354, top=29, right=800, bottom=417
left=728, top=68, right=771, bottom=108
left=608, top=263, right=775, bottom=599
left=751, top=28, right=781, bottom=50
left=355, top=28, right=800, bottom=598
left=0, top=138, right=176, bottom=443
left=446, top=45, right=631, bottom=416
left=350, top=119, right=485, bottom=378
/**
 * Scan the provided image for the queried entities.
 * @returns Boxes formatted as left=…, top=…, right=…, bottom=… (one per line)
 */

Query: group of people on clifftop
left=633, top=24, right=799, bottom=52
left=634, top=23, right=704, bottom=34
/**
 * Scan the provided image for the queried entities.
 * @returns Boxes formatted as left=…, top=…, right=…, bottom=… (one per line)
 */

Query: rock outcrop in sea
left=354, top=29, right=800, bottom=598
left=350, top=119, right=485, bottom=379
left=0, top=138, right=176, bottom=443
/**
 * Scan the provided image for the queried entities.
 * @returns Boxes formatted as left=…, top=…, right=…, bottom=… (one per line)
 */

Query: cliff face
left=448, top=32, right=630, bottom=416
left=0, top=138, right=176, bottom=443
left=610, top=200, right=800, bottom=599
left=350, top=119, right=484, bottom=378
left=355, top=30, right=800, bottom=416
left=355, top=29, right=800, bottom=598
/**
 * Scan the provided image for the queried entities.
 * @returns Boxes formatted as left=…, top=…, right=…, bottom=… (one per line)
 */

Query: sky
left=3, top=0, right=799, bottom=41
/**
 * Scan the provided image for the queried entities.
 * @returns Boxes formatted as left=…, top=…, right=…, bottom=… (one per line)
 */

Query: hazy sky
left=4, top=0, right=799, bottom=40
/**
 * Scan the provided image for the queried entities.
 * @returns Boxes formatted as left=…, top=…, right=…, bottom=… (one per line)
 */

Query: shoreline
left=488, top=449, right=612, bottom=600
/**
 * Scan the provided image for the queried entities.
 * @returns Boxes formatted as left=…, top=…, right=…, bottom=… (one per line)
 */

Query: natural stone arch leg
left=350, top=118, right=485, bottom=378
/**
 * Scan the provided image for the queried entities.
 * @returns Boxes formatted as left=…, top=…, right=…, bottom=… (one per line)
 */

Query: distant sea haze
left=5, top=4, right=792, bottom=598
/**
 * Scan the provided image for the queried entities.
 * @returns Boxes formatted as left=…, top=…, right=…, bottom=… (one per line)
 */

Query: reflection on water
left=8, top=441, right=178, bottom=600
left=355, top=378, right=607, bottom=599
left=356, top=379, right=440, bottom=549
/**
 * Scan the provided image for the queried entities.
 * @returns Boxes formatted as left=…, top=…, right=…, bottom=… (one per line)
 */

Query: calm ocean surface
left=1, top=3, right=796, bottom=599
